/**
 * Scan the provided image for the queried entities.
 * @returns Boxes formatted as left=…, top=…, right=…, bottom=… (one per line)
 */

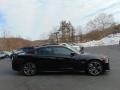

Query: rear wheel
left=22, top=62, right=37, bottom=76
left=86, top=60, right=103, bottom=76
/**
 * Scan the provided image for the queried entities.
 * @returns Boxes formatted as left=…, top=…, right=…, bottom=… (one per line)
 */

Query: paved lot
left=0, top=45, right=120, bottom=90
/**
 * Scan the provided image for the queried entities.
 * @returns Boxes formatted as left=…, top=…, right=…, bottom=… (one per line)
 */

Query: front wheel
left=86, top=60, right=103, bottom=76
left=22, top=62, right=37, bottom=76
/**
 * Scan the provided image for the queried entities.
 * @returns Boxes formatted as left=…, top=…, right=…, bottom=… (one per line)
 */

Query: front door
left=52, top=46, right=76, bottom=70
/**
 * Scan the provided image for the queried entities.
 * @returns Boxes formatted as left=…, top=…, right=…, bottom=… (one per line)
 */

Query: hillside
left=0, top=38, right=48, bottom=51
left=81, top=24, right=120, bottom=42
left=79, top=33, right=120, bottom=47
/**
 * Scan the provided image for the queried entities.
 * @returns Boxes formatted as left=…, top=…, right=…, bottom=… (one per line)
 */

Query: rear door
left=35, top=47, right=57, bottom=70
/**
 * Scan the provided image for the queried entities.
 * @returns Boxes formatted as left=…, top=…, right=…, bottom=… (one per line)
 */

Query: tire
left=22, top=62, right=37, bottom=76
left=86, top=60, right=103, bottom=76
left=6, top=55, right=9, bottom=58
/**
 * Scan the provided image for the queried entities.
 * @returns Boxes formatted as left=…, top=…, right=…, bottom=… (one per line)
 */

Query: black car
left=12, top=44, right=110, bottom=76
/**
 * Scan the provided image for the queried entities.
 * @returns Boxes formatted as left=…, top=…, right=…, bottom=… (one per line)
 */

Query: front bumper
left=103, top=63, right=110, bottom=70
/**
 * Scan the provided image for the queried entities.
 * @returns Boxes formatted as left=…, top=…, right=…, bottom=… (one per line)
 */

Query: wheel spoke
left=88, top=61, right=102, bottom=75
left=23, top=63, right=36, bottom=76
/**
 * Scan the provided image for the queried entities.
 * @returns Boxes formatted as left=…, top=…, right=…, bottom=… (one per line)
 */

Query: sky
left=0, top=0, right=120, bottom=40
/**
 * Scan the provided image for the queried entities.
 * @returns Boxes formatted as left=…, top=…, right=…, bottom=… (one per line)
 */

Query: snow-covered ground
left=73, top=33, right=120, bottom=48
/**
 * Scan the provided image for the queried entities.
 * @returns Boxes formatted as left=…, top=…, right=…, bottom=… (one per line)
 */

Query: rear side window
left=37, top=47, right=53, bottom=55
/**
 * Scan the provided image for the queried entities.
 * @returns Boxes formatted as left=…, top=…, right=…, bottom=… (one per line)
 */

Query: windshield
left=65, top=44, right=81, bottom=54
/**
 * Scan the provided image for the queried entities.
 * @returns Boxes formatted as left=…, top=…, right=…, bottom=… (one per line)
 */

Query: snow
left=73, top=33, right=120, bottom=48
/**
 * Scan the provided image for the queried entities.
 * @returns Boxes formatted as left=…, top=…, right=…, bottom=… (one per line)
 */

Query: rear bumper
left=12, top=59, right=23, bottom=71
left=12, top=64, right=21, bottom=71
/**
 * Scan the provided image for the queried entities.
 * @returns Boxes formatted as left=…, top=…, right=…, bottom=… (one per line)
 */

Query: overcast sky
left=0, top=0, right=120, bottom=40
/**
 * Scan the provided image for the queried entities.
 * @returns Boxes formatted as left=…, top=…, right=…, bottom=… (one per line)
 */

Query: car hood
left=79, top=53, right=108, bottom=60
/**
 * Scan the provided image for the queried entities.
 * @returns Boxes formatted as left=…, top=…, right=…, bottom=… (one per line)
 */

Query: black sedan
left=12, top=44, right=110, bottom=76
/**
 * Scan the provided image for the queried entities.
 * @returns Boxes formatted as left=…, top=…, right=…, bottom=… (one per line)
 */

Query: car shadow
left=37, top=71, right=109, bottom=76
left=38, top=71, right=87, bottom=76
left=0, top=69, right=110, bottom=77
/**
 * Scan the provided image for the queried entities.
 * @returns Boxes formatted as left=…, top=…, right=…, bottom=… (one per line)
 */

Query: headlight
left=101, top=57, right=109, bottom=63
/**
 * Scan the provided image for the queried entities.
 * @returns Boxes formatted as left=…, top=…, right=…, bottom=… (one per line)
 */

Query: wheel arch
left=85, top=59, right=104, bottom=69
left=85, top=59, right=105, bottom=75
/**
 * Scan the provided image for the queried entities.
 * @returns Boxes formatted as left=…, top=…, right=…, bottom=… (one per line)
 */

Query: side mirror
left=80, top=47, right=84, bottom=54
left=70, top=52, right=76, bottom=56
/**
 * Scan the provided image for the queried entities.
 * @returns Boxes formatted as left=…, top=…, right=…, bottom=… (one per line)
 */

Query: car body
left=12, top=44, right=110, bottom=76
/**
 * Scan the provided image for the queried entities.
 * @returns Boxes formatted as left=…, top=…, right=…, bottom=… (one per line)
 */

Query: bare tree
left=86, top=13, right=114, bottom=32
left=68, top=22, right=75, bottom=43
left=94, top=13, right=115, bottom=31
left=48, top=32, right=56, bottom=43
left=58, top=21, right=67, bottom=42
left=58, top=21, right=75, bottom=43
left=85, top=20, right=97, bottom=32
left=85, top=13, right=115, bottom=39
left=48, top=26, right=59, bottom=44
left=53, top=31, right=59, bottom=43
left=76, top=26, right=83, bottom=42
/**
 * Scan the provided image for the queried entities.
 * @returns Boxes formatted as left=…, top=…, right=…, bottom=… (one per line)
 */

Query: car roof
left=42, top=43, right=59, bottom=46
left=35, top=44, right=66, bottom=49
left=20, top=46, right=34, bottom=49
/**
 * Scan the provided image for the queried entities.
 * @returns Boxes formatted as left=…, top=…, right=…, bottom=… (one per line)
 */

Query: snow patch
left=73, top=33, right=120, bottom=48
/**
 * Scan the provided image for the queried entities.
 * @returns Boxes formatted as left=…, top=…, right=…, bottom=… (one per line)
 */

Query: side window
left=53, top=47, right=73, bottom=55
left=37, top=47, right=52, bottom=55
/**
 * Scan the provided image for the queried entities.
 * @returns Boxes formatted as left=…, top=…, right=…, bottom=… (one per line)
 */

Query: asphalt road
left=0, top=45, right=120, bottom=90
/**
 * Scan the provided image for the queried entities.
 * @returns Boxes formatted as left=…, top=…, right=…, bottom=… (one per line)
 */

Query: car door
left=35, top=47, right=58, bottom=70
left=52, top=46, right=77, bottom=70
